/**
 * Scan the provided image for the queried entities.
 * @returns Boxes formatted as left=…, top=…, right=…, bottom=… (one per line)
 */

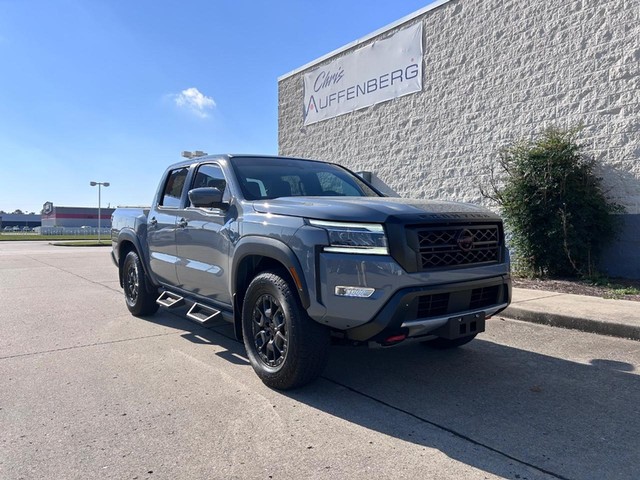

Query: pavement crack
left=25, top=254, right=121, bottom=294
left=321, top=377, right=572, bottom=480
left=156, top=317, right=573, bottom=479
left=0, top=331, right=189, bottom=361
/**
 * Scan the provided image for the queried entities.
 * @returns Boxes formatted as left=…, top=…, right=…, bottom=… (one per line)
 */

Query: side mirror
left=188, top=187, right=226, bottom=209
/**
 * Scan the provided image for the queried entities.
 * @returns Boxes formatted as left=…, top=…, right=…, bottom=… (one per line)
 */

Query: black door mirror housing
left=188, top=187, right=226, bottom=209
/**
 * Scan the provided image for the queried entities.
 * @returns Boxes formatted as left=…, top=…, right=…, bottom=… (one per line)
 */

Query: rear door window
left=160, top=167, right=188, bottom=207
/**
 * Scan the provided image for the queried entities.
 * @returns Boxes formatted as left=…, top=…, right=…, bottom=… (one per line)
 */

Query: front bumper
left=345, top=276, right=511, bottom=342
left=310, top=251, right=511, bottom=343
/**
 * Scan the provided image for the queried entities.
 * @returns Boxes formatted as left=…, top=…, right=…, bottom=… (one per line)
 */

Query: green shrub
left=481, top=126, right=623, bottom=277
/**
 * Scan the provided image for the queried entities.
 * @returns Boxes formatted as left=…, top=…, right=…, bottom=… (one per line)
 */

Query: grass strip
left=0, top=234, right=104, bottom=242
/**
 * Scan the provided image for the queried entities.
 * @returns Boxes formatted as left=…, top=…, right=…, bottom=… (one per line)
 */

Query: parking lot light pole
left=90, top=181, right=110, bottom=243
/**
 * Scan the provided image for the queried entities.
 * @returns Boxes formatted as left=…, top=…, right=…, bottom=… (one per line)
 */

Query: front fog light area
left=335, top=286, right=375, bottom=298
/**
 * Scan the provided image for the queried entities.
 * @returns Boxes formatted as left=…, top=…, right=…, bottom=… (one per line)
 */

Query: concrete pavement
left=2, top=242, right=640, bottom=480
left=505, top=287, right=640, bottom=341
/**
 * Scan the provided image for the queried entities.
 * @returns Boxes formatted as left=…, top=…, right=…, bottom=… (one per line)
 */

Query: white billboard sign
left=303, top=22, right=423, bottom=126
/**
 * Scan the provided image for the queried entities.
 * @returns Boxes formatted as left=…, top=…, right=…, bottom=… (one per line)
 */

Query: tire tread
left=242, top=270, right=329, bottom=390
left=123, top=251, right=159, bottom=317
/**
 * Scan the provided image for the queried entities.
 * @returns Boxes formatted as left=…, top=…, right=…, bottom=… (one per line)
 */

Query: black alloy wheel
left=122, top=251, right=159, bottom=316
left=251, top=293, right=288, bottom=368
left=242, top=270, right=329, bottom=390
left=124, top=259, right=140, bottom=306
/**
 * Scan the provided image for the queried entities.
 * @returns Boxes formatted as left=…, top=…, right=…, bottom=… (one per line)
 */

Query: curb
left=502, top=306, right=640, bottom=341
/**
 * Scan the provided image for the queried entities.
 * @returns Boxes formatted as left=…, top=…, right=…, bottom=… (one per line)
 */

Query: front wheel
left=242, top=270, right=329, bottom=390
left=122, top=251, right=159, bottom=317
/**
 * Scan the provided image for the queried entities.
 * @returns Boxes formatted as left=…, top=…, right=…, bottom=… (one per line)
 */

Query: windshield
left=230, top=157, right=382, bottom=200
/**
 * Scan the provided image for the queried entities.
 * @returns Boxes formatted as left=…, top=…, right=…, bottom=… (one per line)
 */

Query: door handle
left=178, top=218, right=188, bottom=228
left=149, top=217, right=158, bottom=227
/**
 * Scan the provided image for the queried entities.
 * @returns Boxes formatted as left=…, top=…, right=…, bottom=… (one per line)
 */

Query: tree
left=481, top=126, right=623, bottom=277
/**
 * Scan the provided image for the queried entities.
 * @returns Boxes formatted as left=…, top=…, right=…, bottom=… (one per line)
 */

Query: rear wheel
left=242, top=270, right=329, bottom=390
left=422, top=334, right=477, bottom=349
left=122, top=251, right=159, bottom=317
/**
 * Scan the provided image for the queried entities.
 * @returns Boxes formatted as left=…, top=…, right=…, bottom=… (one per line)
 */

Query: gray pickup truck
left=111, top=154, right=511, bottom=389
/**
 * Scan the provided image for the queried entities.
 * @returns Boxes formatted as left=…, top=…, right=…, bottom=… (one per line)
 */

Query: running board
left=156, top=291, right=184, bottom=308
left=186, top=303, right=222, bottom=325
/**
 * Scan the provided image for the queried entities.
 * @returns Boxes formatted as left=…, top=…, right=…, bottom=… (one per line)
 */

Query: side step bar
left=157, top=291, right=185, bottom=308
left=186, top=303, right=222, bottom=325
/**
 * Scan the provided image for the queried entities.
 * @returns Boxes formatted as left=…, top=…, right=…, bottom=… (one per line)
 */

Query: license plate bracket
left=435, top=312, right=486, bottom=339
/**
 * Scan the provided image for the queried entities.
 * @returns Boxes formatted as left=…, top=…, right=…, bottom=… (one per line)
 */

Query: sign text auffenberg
left=303, top=23, right=423, bottom=126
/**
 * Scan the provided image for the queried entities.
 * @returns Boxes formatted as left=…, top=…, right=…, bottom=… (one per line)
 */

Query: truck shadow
left=136, top=309, right=250, bottom=366
left=298, top=339, right=639, bottom=480
left=142, top=312, right=639, bottom=480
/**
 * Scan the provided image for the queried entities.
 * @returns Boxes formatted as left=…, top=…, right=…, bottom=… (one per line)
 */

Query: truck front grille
left=411, top=224, right=501, bottom=270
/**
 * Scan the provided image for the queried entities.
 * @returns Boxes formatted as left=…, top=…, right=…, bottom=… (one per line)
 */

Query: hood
left=250, top=196, right=500, bottom=223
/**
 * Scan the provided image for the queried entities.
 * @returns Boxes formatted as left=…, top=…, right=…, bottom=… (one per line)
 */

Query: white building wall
left=278, top=0, right=640, bottom=277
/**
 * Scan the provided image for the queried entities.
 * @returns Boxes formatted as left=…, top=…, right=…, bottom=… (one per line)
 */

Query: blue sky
left=0, top=0, right=434, bottom=213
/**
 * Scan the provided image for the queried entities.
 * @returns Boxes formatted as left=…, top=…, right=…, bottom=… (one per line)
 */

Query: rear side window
left=160, top=167, right=188, bottom=207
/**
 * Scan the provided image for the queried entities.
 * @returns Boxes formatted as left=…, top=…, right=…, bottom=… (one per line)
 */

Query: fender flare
left=231, top=236, right=310, bottom=309
left=116, top=229, right=158, bottom=288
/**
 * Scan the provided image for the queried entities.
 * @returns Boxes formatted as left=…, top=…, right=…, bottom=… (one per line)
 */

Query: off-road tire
left=122, top=251, right=159, bottom=317
left=242, top=270, right=329, bottom=390
left=422, top=334, right=477, bottom=349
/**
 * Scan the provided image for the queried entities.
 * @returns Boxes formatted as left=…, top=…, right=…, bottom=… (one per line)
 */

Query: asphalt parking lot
left=1, top=242, right=639, bottom=480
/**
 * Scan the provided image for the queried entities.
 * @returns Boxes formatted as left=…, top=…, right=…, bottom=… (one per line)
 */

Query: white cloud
left=173, top=87, right=216, bottom=118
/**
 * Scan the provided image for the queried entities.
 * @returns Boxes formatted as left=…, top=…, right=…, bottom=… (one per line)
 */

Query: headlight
left=308, top=219, right=388, bottom=255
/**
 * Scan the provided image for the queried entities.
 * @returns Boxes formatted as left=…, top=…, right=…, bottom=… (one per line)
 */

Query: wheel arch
left=231, top=237, right=310, bottom=341
left=116, top=229, right=154, bottom=288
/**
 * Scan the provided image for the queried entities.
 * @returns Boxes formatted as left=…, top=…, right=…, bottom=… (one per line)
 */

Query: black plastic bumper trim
left=346, top=275, right=511, bottom=342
